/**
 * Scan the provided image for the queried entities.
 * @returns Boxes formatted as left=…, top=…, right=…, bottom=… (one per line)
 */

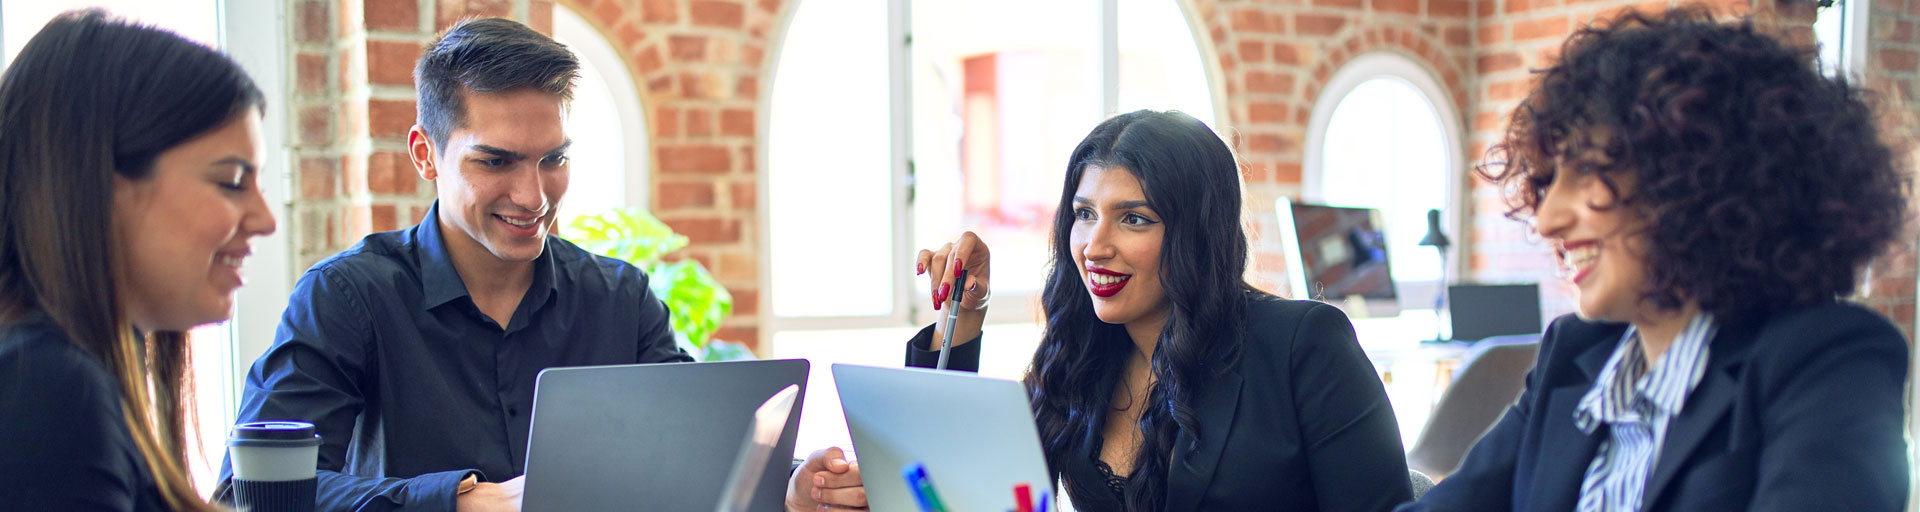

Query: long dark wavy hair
left=0, top=10, right=262, bottom=510
left=1481, top=7, right=1909, bottom=324
left=1025, top=110, right=1263, bottom=510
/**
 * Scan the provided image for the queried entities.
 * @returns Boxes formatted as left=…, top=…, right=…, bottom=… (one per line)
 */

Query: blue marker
left=902, top=463, right=949, bottom=512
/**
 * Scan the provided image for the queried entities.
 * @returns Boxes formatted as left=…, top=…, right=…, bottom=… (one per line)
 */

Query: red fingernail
left=916, top=263, right=924, bottom=275
left=940, top=283, right=951, bottom=301
left=934, top=299, right=942, bottom=311
left=953, top=264, right=963, bottom=278
left=968, top=281, right=977, bottom=292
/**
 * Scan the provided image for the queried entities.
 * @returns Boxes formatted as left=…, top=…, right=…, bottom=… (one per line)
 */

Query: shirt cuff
left=904, top=322, right=982, bottom=372
left=406, top=469, right=480, bottom=512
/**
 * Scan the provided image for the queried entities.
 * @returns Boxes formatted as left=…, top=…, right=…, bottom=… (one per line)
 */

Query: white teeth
left=217, top=255, right=244, bottom=268
left=1090, top=273, right=1129, bottom=286
left=501, top=216, right=536, bottom=228
left=1560, top=245, right=1598, bottom=279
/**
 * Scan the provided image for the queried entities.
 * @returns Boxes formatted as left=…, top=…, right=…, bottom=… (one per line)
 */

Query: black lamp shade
left=1419, top=209, right=1450, bottom=248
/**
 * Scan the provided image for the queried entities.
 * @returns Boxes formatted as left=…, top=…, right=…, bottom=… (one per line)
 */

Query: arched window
left=1305, top=53, right=1462, bottom=305
left=551, top=5, right=650, bottom=219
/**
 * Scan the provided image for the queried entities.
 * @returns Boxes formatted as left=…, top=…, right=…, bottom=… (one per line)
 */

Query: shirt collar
left=1574, top=312, right=1718, bottom=432
left=413, top=201, right=559, bottom=312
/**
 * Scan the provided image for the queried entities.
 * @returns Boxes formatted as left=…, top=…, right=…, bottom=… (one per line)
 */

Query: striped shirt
left=1572, top=313, right=1717, bottom=512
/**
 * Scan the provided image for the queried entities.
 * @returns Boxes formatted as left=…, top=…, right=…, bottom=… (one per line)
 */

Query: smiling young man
left=213, top=18, right=866, bottom=512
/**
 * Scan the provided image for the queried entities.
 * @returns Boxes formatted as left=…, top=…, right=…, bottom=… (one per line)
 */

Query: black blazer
left=0, top=313, right=168, bottom=511
left=909, top=295, right=1413, bottom=511
left=1400, top=302, right=1910, bottom=512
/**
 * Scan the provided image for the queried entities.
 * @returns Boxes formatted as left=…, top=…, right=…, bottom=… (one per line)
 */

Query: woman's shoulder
left=1241, top=293, right=1351, bottom=335
left=0, top=314, right=126, bottom=425
left=0, top=315, right=157, bottom=512
left=1744, top=301, right=1906, bottom=363
left=1237, top=293, right=1362, bottom=363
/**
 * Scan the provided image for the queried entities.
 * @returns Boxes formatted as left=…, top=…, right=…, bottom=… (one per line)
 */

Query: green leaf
left=562, top=208, right=687, bottom=265
left=560, top=207, right=732, bottom=350
left=699, top=340, right=756, bottom=361
left=649, top=260, right=733, bottom=349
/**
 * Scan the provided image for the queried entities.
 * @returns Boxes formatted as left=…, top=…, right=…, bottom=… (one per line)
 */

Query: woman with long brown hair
left=0, top=10, right=275, bottom=511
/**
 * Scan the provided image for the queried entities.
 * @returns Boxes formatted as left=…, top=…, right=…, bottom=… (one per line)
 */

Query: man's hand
left=787, top=447, right=867, bottom=511
left=455, top=475, right=524, bottom=512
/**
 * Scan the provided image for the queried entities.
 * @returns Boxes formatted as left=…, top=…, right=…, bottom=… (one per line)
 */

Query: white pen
left=936, top=268, right=966, bottom=370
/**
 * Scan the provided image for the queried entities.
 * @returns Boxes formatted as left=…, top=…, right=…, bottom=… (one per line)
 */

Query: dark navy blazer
left=1400, top=302, right=1909, bottom=512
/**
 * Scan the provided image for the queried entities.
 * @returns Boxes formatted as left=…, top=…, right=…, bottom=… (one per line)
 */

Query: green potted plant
left=562, top=207, right=752, bottom=361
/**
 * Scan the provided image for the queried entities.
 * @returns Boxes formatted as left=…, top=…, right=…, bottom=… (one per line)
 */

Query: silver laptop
left=716, top=384, right=800, bottom=512
left=521, top=359, right=809, bottom=512
left=832, top=364, right=1054, bottom=512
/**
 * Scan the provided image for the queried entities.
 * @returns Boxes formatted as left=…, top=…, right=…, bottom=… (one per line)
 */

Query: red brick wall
left=1864, top=0, right=1920, bottom=339
left=288, top=0, right=1917, bottom=346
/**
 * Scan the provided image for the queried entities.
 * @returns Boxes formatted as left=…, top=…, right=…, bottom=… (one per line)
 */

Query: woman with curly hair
left=1400, top=7, right=1911, bottom=512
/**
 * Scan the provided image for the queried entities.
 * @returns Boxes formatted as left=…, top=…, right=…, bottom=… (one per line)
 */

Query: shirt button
left=508, top=406, right=521, bottom=417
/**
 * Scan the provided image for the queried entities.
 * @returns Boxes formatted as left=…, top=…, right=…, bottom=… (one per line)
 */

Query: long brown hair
left=0, top=10, right=263, bottom=510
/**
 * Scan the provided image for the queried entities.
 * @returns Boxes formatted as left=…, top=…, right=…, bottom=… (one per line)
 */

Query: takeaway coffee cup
left=228, top=421, right=321, bottom=512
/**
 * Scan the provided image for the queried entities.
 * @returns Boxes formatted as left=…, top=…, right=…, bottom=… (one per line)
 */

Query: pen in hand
left=936, top=268, right=966, bottom=370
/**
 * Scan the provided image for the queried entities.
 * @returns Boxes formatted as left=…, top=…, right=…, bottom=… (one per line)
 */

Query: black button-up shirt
left=221, top=202, right=692, bottom=512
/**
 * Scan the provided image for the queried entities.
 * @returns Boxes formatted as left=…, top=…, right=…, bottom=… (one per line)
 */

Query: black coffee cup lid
left=229, top=421, right=321, bottom=448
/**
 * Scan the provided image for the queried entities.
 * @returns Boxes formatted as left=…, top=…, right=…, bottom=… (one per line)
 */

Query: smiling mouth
left=1087, top=270, right=1131, bottom=297
left=216, top=254, right=246, bottom=268
left=496, top=214, right=540, bottom=229
left=1559, top=244, right=1598, bottom=283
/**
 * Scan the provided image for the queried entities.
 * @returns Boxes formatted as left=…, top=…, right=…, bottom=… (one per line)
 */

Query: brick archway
left=1301, top=24, right=1467, bottom=117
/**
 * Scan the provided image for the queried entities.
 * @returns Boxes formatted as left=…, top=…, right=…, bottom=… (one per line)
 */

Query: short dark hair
left=1482, top=7, right=1911, bottom=323
left=414, top=17, right=579, bottom=149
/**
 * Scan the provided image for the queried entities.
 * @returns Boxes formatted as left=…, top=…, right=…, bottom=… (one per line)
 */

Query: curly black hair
left=1481, top=7, right=1911, bottom=324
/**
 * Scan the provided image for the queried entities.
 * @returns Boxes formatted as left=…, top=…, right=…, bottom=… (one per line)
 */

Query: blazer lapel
left=1526, top=341, right=1616, bottom=512
left=1163, top=371, right=1243, bottom=512
left=1641, top=324, right=1755, bottom=507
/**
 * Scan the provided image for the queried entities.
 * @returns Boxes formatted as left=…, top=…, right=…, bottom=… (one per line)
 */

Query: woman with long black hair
left=896, top=110, right=1412, bottom=511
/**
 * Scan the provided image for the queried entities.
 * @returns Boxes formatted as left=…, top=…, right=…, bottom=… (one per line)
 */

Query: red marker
left=1014, top=483, right=1034, bottom=512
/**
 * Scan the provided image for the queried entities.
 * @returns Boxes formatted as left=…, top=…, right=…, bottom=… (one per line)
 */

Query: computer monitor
left=1447, top=283, right=1543, bottom=342
left=1276, top=198, right=1401, bottom=318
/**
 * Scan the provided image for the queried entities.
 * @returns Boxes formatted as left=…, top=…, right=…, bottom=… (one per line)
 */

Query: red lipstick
left=1086, top=266, right=1131, bottom=298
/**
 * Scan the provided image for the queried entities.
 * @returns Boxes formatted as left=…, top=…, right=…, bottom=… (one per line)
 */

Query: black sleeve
left=219, top=267, right=472, bottom=512
left=1288, top=303, right=1415, bottom=512
left=903, top=323, right=982, bottom=372
left=0, top=334, right=146, bottom=511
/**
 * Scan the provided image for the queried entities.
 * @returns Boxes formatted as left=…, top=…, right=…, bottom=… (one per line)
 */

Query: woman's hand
left=917, top=231, right=991, bottom=313
left=916, top=231, right=991, bottom=349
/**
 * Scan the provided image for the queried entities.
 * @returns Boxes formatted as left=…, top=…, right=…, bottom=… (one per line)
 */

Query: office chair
left=1404, top=334, right=1541, bottom=479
